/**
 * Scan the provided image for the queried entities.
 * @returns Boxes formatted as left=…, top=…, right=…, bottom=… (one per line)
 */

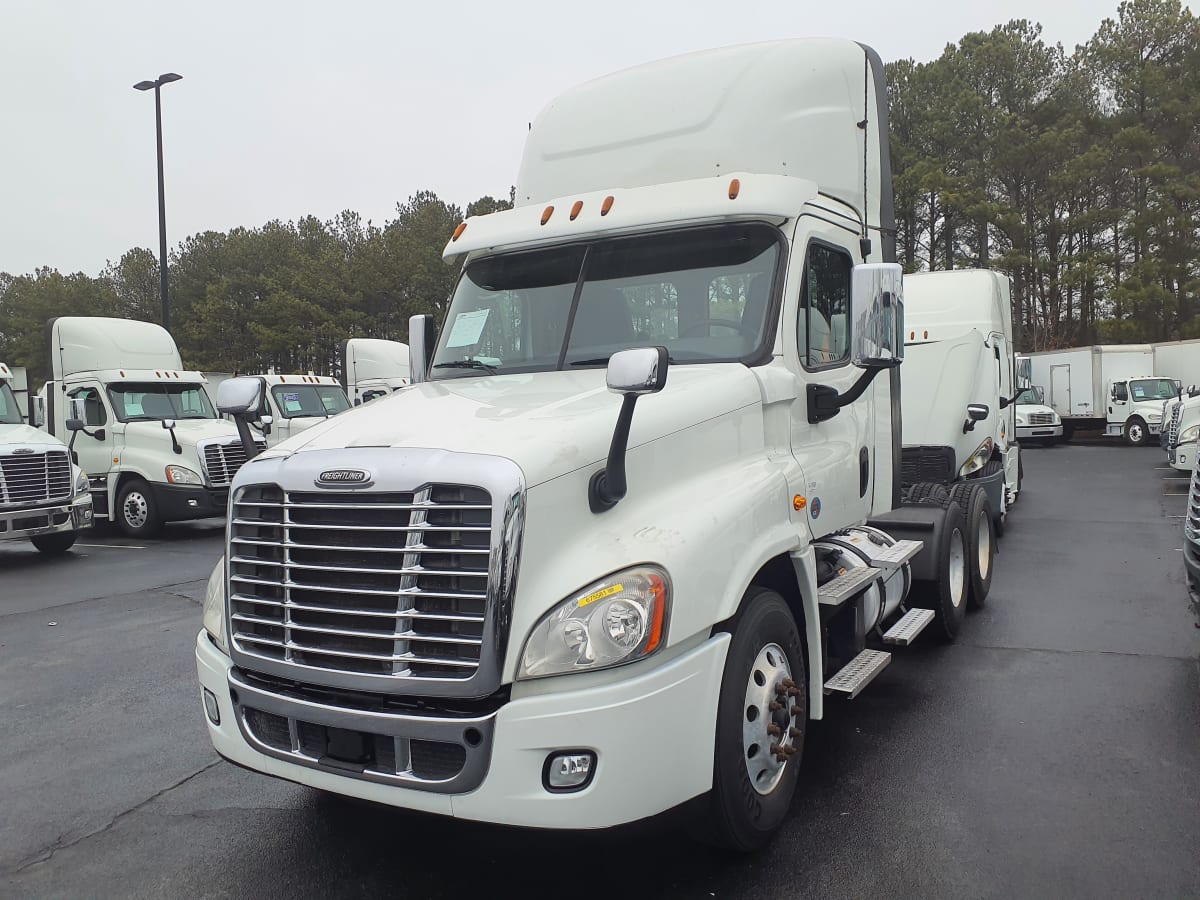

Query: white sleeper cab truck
left=41, top=317, right=261, bottom=537
left=198, top=40, right=982, bottom=851
left=0, top=361, right=93, bottom=552
left=341, top=338, right=411, bottom=405
left=250, top=372, right=351, bottom=448
left=897, top=269, right=1021, bottom=609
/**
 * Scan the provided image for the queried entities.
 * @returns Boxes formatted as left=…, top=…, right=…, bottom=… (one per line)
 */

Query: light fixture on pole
left=133, top=72, right=183, bottom=331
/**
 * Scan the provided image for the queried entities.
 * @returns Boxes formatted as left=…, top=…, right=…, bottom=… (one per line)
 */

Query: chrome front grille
left=202, top=440, right=266, bottom=487
left=228, top=483, right=493, bottom=689
left=1187, top=460, right=1200, bottom=550
left=0, top=450, right=71, bottom=507
left=1169, top=403, right=1183, bottom=446
left=1027, top=413, right=1056, bottom=426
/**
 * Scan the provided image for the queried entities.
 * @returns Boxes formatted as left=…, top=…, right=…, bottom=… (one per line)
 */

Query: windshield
left=1015, top=386, right=1043, bottom=405
left=430, top=224, right=781, bottom=378
left=0, top=383, right=21, bottom=425
left=107, top=382, right=216, bottom=422
left=1129, top=378, right=1179, bottom=402
left=270, top=384, right=350, bottom=419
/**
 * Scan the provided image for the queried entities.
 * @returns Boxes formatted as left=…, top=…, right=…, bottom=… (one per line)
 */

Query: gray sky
left=1, top=0, right=1131, bottom=277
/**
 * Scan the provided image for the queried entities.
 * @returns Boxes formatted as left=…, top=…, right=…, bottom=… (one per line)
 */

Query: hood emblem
left=315, top=468, right=372, bottom=487
left=12, top=448, right=35, bottom=455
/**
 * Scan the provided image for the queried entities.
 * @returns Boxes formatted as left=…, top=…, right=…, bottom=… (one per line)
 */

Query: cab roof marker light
left=570, top=200, right=583, bottom=221
left=452, top=222, right=468, bottom=241
left=601, top=195, right=614, bottom=216
left=541, top=205, right=554, bottom=225
left=728, top=178, right=741, bottom=199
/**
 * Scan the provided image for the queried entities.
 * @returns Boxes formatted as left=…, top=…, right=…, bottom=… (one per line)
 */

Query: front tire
left=908, top=500, right=969, bottom=640
left=31, top=531, right=77, bottom=554
left=1124, top=417, right=1149, bottom=446
left=693, top=588, right=805, bottom=852
left=116, top=479, right=161, bottom=538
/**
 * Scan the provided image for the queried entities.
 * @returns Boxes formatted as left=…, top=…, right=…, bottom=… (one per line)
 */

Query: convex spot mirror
left=607, top=347, right=668, bottom=396
left=850, top=263, right=904, bottom=369
left=967, top=404, right=989, bottom=421
left=161, top=418, right=176, bottom=430
left=216, top=376, right=264, bottom=417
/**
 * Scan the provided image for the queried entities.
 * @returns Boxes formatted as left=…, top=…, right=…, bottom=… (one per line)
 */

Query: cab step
left=817, top=566, right=883, bottom=606
left=881, top=607, right=935, bottom=646
left=865, top=539, right=923, bottom=569
left=823, top=648, right=891, bottom=698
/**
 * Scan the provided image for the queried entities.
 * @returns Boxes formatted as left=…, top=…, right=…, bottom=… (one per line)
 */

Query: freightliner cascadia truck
left=197, top=40, right=982, bottom=850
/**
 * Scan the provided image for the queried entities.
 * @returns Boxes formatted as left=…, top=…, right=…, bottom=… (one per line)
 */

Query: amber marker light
left=452, top=222, right=467, bottom=241
left=570, top=200, right=583, bottom=220
left=601, top=195, right=614, bottom=216
left=923, top=330, right=929, bottom=339
left=728, top=178, right=741, bottom=199
left=644, top=574, right=668, bottom=654
left=793, top=495, right=807, bottom=511
left=541, top=206, right=554, bottom=225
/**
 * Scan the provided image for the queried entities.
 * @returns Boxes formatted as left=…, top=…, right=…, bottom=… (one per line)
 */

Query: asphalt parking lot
left=2, top=443, right=1198, bottom=899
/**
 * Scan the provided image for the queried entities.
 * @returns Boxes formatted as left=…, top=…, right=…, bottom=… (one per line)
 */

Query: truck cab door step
left=881, top=607, right=935, bottom=645
left=865, top=539, right=922, bottom=569
left=823, top=649, right=891, bottom=698
left=817, top=565, right=883, bottom=606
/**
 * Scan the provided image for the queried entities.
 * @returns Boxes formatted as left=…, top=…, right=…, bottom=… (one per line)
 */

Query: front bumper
left=1168, top=442, right=1195, bottom=472
left=197, top=630, right=728, bottom=828
left=1016, top=424, right=1062, bottom=441
left=0, top=493, right=93, bottom=541
left=152, top=483, right=229, bottom=521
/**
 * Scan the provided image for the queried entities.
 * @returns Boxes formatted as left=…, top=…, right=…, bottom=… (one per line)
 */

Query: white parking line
left=76, top=543, right=147, bottom=550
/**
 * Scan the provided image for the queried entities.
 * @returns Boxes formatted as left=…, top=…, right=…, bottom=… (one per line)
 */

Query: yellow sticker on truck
left=578, top=583, right=623, bottom=607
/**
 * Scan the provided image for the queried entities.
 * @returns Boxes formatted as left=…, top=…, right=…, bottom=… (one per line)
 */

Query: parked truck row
left=194, top=39, right=1033, bottom=850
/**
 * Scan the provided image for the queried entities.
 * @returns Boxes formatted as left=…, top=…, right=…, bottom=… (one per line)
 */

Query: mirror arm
left=589, top=394, right=639, bottom=513
left=963, top=418, right=977, bottom=434
left=234, top=417, right=262, bottom=461
left=807, top=365, right=889, bottom=425
left=165, top=424, right=182, bottom=455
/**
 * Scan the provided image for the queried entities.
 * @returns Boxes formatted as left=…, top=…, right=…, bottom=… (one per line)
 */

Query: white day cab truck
left=198, top=40, right=992, bottom=851
left=341, top=338, right=411, bottom=405
left=39, top=317, right=261, bottom=537
left=246, top=372, right=351, bottom=449
left=0, top=361, right=93, bottom=552
left=1026, top=344, right=1177, bottom=445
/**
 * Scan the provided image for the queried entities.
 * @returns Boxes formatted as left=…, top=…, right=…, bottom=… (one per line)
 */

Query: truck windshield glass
left=107, top=383, right=216, bottom=422
left=0, top=383, right=21, bottom=424
left=1129, top=378, right=1179, bottom=402
left=431, top=224, right=780, bottom=378
left=1015, top=387, right=1043, bottom=404
left=270, top=385, right=350, bottom=418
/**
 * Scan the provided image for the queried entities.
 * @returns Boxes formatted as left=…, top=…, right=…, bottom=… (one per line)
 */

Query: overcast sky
left=1, top=0, right=1136, bottom=277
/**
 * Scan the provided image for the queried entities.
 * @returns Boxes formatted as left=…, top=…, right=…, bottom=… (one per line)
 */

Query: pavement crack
left=8, top=760, right=222, bottom=875
left=0, top=578, right=208, bottom=620
left=960, top=641, right=1198, bottom=662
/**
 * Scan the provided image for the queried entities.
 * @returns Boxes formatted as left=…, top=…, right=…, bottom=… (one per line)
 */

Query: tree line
left=1, top=0, right=1197, bottom=380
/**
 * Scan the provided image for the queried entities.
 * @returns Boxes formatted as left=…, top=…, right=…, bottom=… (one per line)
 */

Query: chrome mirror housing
left=606, top=347, right=668, bottom=396
left=850, top=263, right=904, bottom=369
left=216, top=376, right=264, bottom=416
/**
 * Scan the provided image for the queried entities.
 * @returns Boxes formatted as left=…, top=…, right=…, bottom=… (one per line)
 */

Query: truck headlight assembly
left=1178, top=424, right=1200, bottom=445
left=960, top=437, right=994, bottom=477
left=202, top=559, right=228, bottom=653
left=518, top=566, right=670, bottom=680
left=74, top=468, right=89, bottom=493
left=1015, top=413, right=1027, bottom=426
left=1148, top=412, right=1162, bottom=423
left=166, top=464, right=202, bottom=485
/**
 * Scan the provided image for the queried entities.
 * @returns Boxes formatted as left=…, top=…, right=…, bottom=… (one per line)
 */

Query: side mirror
left=1015, top=357, right=1032, bottom=390
left=258, top=413, right=274, bottom=436
left=66, top=417, right=85, bottom=432
left=1190, top=384, right=1199, bottom=398
left=68, top=397, right=87, bottom=423
left=215, top=376, right=264, bottom=417
left=161, top=418, right=176, bottom=431
left=850, top=263, right=904, bottom=369
left=606, top=347, right=668, bottom=395
left=32, top=396, right=46, bottom=428
left=409, top=314, right=437, bottom=385
left=967, top=403, right=989, bottom=421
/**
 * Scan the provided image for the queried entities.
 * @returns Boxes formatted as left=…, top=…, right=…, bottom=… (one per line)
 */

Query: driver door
left=66, top=384, right=117, bottom=511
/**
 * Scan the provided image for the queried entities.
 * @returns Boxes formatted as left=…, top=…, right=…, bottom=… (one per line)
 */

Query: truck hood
left=1016, top=403, right=1056, bottom=418
left=270, top=365, right=763, bottom=488
left=0, top=423, right=67, bottom=450
left=124, top=418, right=241, bottom=446
left=901, top=332, right=993, bottom=462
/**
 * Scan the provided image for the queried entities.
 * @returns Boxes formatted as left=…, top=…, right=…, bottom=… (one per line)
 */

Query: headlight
left=1148, top=413, right=1162, bottom=423
left=518, top=566, right=670, bottom=680
left=74, top=469, right=89, bottom=493
left=202, top=559, right=228, bottom=653
left=1179, top=424, right=1200, bottom=445
left=959, top=437, right=994, bottom=477
left=166, top=464, right=202, bottom=485
left=1015, top=413, right=1027, bottom=425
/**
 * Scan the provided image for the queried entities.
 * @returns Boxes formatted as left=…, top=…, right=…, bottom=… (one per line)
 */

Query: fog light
left=187, top=499, right=199, bottom=508
left=543, top=751, right=596, bottom=792
left=202, top=688, right=221, bottom=725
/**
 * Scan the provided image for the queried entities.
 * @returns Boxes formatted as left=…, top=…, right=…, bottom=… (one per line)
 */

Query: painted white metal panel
left=1151, top=339, right=1200, bottom=386
left=52, top=317, right=183, bottom=379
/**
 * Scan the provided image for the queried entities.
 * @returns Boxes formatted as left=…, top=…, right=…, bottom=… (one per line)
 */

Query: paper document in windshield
left=446, top=309, right=490, bottom=348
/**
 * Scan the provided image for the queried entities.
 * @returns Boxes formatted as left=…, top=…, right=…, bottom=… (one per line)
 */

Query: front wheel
left=692, top=588, right=806, bottom=852
left=908, top=500, right=969, bottom=641
left=31, top=530, right=77, bottom=554
left=116, top=479, right=162, bottom=538
left=1124, top=417, right=1149, bottom=446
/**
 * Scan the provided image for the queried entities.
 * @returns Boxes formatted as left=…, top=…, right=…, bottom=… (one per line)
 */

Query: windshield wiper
left=570, top=354, right=683, bottom=367
left=433, top=359, right=499, bottom=374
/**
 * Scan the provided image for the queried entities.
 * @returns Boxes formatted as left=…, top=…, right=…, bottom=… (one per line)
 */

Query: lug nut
left=766, top=723, right=782, bottom=737
left=789, top=727, right=802, bottom=739
left=783, top=745, right=797, bottom=757
left=769, top=701, right=783, bottom=711
left=781, top=678, right=796, bottom=689
left=791, top=705, right=803, bottom=716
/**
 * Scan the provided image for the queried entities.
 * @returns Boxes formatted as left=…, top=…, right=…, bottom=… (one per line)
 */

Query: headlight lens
left=959, top=437, right=994, bottom=477
left=1148, top=413, right=1162, bottom=423
left=1178, top=424, right=1200, bottom=445
left=202, top=559, right=228, bottom=653
left=1015, top=413, right=1027, bottom=425
left=518, top=566, right=670, bottom=680
left=74, top=469, right=89, bottom=493
left=165, top=464, right=202, bottom=485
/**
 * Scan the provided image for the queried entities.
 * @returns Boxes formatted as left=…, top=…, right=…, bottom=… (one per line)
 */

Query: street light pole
left=133, top=73, right=182, bottom=332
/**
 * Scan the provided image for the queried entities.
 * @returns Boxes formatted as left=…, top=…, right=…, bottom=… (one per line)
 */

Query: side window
left=798, top=243, right=851, bottom=368
left=68, top=386, right=107, bottom=427
left=1113, top=382, right=1128, bottom=402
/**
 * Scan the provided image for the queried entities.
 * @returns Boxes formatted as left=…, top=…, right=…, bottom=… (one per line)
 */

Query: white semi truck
left=1025, top=345, right=1177, bottom=444
left=247, top=372, right=351, bottom=448
left=341, top=338, right=411, bottom=405
left=198, top=40, right=984, bottom=850
left=39, top=317, right=260, bottom=537
left=1, top=361, right=94, bottom=552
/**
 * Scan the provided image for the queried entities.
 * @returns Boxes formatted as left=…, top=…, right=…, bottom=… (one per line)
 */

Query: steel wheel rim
left=949, top=526, right=966, bottom=608
left=123, top=491, right=149, bottom=529
left=1130, top=424, right=1143, bottom=442
left=977, top=510, right=992, bottom=580
left=742, top=642, right=798, bottom=795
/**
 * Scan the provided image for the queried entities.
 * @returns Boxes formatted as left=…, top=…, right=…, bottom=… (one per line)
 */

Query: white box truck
left=40, top=317, right=261, bottom=537
left=1026, top=345, right=1175, bottom=444
left=1149, top=338, right=1200, bottom=386
left=341, top=338, right=411, bottom=405
left=1, top=361, right=94, bottom=552
left=198, top=39, right=983, bottom=850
